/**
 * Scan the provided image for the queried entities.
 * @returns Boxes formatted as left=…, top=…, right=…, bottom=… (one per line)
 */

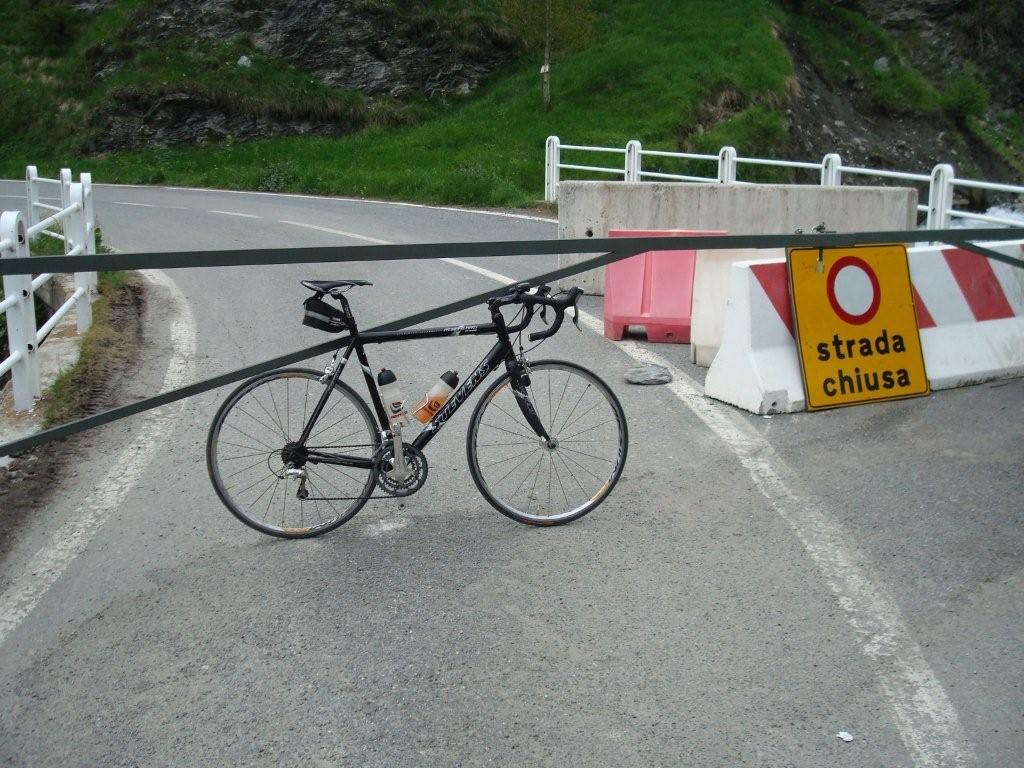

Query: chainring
left=374, top=443, right=428, bottom=497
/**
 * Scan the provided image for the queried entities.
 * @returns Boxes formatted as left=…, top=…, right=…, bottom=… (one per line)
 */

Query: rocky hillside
left=780, top=0, right=1023, bottom=183
left=0, top=0, right=1020, bottom=207
left=3, top=0, right=517, bottom=153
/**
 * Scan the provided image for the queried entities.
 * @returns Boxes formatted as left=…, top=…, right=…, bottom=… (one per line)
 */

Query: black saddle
left=301, top=279, right=373, bottom=296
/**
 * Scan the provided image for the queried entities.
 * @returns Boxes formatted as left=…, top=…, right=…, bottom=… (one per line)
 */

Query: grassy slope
left=0, top=0, right=1016, bottom=207
left=0, top=0, right=793, bottom=206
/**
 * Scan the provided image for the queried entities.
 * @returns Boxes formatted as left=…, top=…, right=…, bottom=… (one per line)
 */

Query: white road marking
left=112, top=201, right=154, bottom=207
left=279, top=220, right=392, bottom=245
left=0, top=269, right=197, bottom=648
left=440, top=258, right=515, bottom=285
left=439, top=258, right=975, bottom=767
left=149, top=184, right=557, bottom=223
left=209, top=210, right=260, bottom=219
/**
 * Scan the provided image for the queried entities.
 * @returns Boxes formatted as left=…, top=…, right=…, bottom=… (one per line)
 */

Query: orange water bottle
left=413, top=371, right=459, bottom=423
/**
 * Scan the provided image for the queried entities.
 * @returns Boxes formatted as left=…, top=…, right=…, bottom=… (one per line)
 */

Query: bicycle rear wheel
left=466, top=360, right=627, bottom=526
left=207, top=368, right=379, bottom=538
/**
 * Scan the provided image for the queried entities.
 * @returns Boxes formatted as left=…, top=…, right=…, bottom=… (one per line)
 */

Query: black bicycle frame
left=297, top=296, right=548, bottom=469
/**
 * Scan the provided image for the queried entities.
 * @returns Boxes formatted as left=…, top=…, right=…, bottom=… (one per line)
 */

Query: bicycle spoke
left=304, top=392, right=348, bottom=438
left=547, top=369, right=553, bottom=427
left=489, top=399, right=532, bottom=433
left=221, top=422, right=280, bottom=454
left=227, top=469, right=279, bottom=497
left=508, top=453, right=545, bottom=499
left=554, top=451, right=589, bottom=501
left=309, top=409, right=358, bottom=443
left=304, top=475, right=342, bottom=520
left=528, top=453, right=543, bottom=514
left=555, top=383, right=591, bottom=436
left=308, top=466, right=360, bottom=502
left=218, top=449, right=275, bottom=461
left=261, top=477, right=280, bottom=523
left=559, top=444, right=619, bottom=464
left=265, top=382, right=288, bottom=442
left=307, top=426, right=365, bottom=450
left=558, top=450, right=614, bottom=487
left=550, top=371, right=571, bottom=428
left=234, top=405, right=285, bottom=442
left=223, top=456, right=272, bottom=480
left=555, top=400, right=603, bottom=436
left=551, top=452, right=570, bottom=507
left=491, top=447, right=542, bottom=488
left=302, top=379, right=310, bottom=432
left=481, top=444, right=539, bottom=469
left=481, top=421, right=537, bottom=442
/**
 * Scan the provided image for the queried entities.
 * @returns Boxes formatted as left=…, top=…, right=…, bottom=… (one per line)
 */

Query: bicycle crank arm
left=388, top=424, right=411, bottom=482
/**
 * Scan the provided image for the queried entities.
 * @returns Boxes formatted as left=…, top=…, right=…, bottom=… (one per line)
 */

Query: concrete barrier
left=705, top=240, right=1024, bottom=414
left=704, top=258, right=806, bottom=414
left=910, top=241, right=1024, bottom=388
left=557, top=182, right=917, bottom=296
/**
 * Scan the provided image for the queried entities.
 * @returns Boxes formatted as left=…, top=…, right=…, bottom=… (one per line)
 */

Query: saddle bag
left=302, top=295, right=348, bottom=333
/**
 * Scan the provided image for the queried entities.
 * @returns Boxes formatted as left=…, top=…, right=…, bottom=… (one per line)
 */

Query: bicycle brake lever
left=540, top=305, right=549, bottom=325
left=572, top=304, right=581, bottom=331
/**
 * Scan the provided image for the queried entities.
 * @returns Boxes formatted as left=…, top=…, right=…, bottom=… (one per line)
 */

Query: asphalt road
left=0, top=180, right=1021, bottom=767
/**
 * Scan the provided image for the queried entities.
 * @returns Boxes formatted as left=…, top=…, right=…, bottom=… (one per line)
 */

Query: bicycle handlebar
left=488, top=284, right=583, bottom=342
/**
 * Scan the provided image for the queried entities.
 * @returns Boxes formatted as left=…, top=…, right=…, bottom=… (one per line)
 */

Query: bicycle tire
left=466, top=360, right=627, bottom=526
left=207, top=367, right=379, bottom=538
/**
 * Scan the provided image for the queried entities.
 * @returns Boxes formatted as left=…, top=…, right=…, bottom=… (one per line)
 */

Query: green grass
left=2, top=0, right=1016, bottom=207
left=0, top=0, right=794, bottom=206
left=40, top=266, right=127, bottom=428
left=780, top=0, right=940, bottom=116
left=970, top=110, right=1024, bottom=178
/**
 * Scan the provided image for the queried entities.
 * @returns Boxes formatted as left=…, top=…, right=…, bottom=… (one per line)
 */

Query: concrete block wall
left=556, top=181, right=918, bottom=365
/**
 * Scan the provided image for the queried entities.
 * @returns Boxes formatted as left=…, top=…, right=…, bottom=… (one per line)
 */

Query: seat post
left=337, top=295, right=358, bottom=335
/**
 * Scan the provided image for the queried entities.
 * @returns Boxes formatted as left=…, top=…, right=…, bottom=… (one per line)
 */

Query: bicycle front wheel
left=207, top=368, right=379, bottom=538
left=467, top=360, right=628, bottom=526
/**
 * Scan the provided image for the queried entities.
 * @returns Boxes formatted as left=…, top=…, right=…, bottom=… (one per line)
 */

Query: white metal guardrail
left=2, top=166, right=98, bottom=411
left=543, top=136, right=1024, bottom=230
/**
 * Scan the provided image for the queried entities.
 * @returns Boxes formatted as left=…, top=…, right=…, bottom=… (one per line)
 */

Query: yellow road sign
left=788, top=243, right=929, bottom=410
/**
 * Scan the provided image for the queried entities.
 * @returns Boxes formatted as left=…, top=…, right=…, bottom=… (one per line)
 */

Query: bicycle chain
left=300, top=443, right=423, bottom=502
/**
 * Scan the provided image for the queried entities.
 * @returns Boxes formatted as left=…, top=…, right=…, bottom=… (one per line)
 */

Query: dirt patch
left=0, top=274, right=146, bottom=560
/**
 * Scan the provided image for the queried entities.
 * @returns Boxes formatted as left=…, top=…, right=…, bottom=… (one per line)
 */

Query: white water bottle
left=377, top=368, right=409, bottom=426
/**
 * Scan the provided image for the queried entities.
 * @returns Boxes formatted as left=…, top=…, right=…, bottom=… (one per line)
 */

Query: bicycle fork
left=507, top=358, right=554, bottom=446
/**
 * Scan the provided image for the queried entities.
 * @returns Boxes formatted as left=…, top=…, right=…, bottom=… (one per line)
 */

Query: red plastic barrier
left=604, top=229, right=726, bottom=343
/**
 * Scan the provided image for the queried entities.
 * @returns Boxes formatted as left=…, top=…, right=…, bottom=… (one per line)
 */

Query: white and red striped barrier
left=705, top=240, right=1024, bottom=413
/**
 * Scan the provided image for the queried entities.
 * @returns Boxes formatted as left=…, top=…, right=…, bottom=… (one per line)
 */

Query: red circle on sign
left=826, top=256, right=881, bottom=325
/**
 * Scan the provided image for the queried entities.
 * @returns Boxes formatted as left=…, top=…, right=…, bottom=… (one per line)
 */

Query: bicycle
left=206, top=279, right=628, bottom=538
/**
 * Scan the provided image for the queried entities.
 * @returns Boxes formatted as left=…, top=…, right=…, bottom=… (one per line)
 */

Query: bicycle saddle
left=301, top=279, right=373, bottom=295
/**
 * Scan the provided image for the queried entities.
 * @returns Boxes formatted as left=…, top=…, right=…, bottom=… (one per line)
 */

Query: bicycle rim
left=207, top=368, right=378, bottom=538
left=467, top=360, right=627, bottom=525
